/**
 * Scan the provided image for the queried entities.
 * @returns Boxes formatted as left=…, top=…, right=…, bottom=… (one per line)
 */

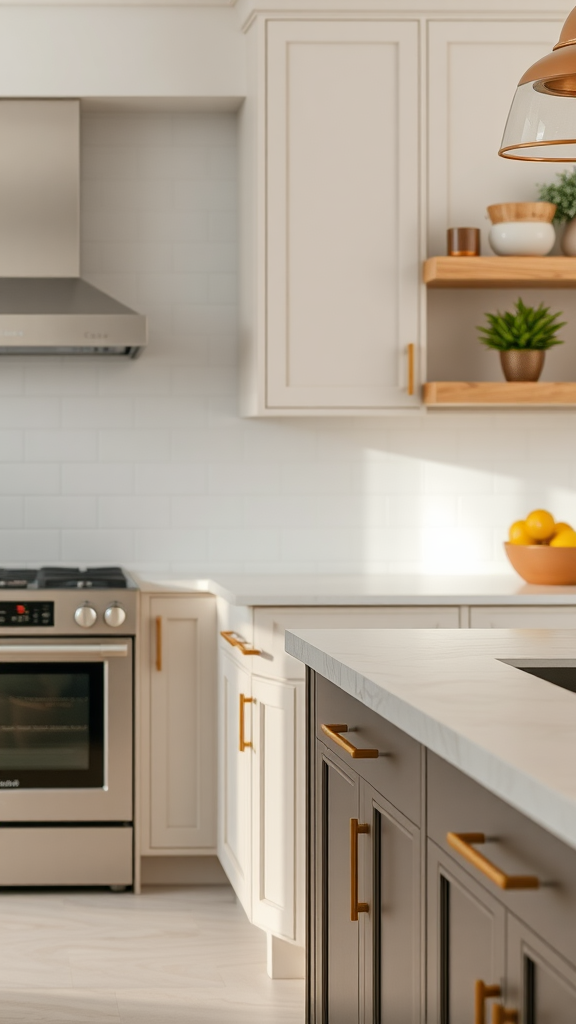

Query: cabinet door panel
left=362, top=783, right=421, bottom=1024
left=470, top=606, right=576, bottom=629
left=217, top=648, right=252, bottom=914
left=315, top=741, right=361, bottom=1024
left=149, top=597, right=216, bottom=851
left=267, top=19, right=420, bottom=410
left=427, top=840, right=505, bottom=1024
left=507, top=915, right=576, bottom=1023
left=251, top=675, right=297, bottom=940
left=428, top=20, right=562, bottom=258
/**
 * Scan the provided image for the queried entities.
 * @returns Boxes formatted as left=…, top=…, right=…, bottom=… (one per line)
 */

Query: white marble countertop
left=131, top=572, right=576, bottom=606
left=285, top=626, right=576, bottom=851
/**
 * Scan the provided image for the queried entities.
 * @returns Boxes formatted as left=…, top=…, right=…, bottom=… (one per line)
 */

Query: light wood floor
left=0, top=885, right=305, bottom=1023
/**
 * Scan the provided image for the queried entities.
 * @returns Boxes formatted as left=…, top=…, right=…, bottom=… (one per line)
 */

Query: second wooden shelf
left=424, top=381, right=576, bottom=406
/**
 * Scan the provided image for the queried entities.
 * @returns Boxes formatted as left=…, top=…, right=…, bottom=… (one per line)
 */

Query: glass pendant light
left=500, top=7, right=576, bottom=161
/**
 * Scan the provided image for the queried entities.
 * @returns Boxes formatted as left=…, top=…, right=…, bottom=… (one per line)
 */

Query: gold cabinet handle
left=239, top=692, right=254, bottom=752
left=475, top=980, right=502, bottom=1024
left=221, top=630, right=262, bottom=657
left=155, top=616, right=162, bottom=672
left=407, top=342, right=415, bottom=396
left=447, top=833, right=539, bottom=891
left=321, top=723, right=379, bottom=759
left=350, top=818, right=370, bottom=921
left=492, top=1005, right=518, bottom=1024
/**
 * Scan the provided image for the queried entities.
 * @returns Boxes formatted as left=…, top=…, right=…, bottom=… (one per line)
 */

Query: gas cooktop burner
left=0, top=567, right=132, bottom=589
left=0, top=569, right=38, bottom=589
left=37, top=567, right=130, bottom=589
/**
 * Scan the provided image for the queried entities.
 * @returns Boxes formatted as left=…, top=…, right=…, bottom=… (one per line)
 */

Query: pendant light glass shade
left=500, top=7, right=576, bottom=160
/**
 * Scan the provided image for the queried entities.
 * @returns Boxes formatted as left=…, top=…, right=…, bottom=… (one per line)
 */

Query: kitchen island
left=286, top=627, right=576, bottom=1023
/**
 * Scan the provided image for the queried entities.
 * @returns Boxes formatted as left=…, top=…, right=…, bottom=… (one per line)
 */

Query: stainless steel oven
left=0, top=570, right=137, bottom=887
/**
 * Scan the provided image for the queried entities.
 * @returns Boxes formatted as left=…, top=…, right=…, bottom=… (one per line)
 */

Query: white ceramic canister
left=488, top=221, right=556, bottom=256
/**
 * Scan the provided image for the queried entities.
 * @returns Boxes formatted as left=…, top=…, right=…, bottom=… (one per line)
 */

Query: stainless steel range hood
left=0, top=101, right=146, bottom=357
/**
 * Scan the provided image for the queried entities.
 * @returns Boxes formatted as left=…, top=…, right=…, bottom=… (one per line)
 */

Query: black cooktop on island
left=0, top=567, right=134, bottom=589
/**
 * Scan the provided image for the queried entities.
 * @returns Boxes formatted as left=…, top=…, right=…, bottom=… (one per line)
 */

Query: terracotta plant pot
left=561, top=216, right=576, bottom=256
left=500, top=350, right=545, bottom=382
left=504, top=542, right=576, bottom=585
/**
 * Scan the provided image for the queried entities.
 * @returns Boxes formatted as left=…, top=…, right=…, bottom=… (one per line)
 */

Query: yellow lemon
left=554, top=521, right=573, bottom=536
left=508, top=521, right=532, bottom=545
left=550, top=529, right=576, bottom=548
left=525, top=509, right=556, bottom=542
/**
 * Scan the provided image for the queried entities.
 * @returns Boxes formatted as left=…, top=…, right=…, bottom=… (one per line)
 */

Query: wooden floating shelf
left=424, top=256, right=576, bottom=289
left=424, top=381, right=576, bottom=407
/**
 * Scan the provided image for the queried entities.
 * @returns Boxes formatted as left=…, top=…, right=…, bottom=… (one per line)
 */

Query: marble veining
left=286, top=627, right=576, bottom=851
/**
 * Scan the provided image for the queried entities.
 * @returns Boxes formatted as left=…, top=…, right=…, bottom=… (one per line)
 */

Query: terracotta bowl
left=504, top=542, right=576, bottom=585
left=487, top=202, right=556, bottom=225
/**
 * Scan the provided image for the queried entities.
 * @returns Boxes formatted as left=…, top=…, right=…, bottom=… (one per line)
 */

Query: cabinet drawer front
left=316, top=673, right=421, bottom=824
left=255, top=606, right=460, bottom=681
left=470, top=606, right=576, bottom=629
left=428, top=752, right=576, bottom=964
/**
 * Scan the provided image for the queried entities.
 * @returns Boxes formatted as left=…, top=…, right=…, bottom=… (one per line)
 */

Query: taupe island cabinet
left=285, top=627, right=576, bottom=1024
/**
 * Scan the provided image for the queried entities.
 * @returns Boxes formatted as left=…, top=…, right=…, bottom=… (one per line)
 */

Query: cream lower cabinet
left=217, top=605, right=459, bottom=978
left=140, top=594, right=217, bottom=856
left=240, top=16, right=421, bottom=415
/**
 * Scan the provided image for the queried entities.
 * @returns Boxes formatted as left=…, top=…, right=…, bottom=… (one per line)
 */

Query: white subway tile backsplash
left=99, top=496, right=170, bottom=529
left=61, top=530, right=135, bottom=563
left=0, top=530, right=60, bottom=563
left=99, top=430, right=171, bottom=463
left=0, top=465, right=61, bottom=496
left=0, top=110, right=568, bottom=573
left=25, top=431, right=98, bottom=464
left=62, top=464, right=134, bottom=496
left=135, top=463, right=207, bottom=497
left=25, top=497, right=98, bottom=529
left=0, top=498, right=24, bottom=528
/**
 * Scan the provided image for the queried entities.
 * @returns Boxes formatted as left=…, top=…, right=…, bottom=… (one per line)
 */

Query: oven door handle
left=0, top=644, right=129, bottom=659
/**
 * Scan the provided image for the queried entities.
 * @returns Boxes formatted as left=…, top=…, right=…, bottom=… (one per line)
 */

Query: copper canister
left=447, top=227, right=480, bottom=256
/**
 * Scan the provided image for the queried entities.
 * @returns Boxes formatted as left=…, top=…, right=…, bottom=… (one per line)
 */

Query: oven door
left=0, top=639, right=132, bottom=822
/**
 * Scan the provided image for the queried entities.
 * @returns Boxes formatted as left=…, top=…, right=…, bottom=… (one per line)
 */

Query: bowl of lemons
left=505, top=509, right=576, bottom=584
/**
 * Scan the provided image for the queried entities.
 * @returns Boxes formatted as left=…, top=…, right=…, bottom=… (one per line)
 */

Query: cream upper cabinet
left=240, top=17, right=421, bottom=415
left=427, top=19, right=562, bottom=259
left=139, top=595, right=217, bottom=855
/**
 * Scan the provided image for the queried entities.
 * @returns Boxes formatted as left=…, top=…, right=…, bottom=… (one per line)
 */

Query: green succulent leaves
left=538, top=169, right=576, bottom=224
left=478, top=298, right=566, bottom=352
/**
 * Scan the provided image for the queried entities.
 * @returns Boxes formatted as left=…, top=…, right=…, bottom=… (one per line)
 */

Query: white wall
left=2, top=109, right=575, bottom=576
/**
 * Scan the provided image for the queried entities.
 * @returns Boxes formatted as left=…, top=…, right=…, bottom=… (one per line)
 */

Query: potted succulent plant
left=477, top=298, right=565, bottom=381
left=537, top=169, right=576, bottom=255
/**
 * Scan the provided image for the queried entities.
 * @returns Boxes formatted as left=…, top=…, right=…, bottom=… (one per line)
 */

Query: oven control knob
left=74, top=603, right=97, bottom=628
left=104, top=603, right=126, bottom=628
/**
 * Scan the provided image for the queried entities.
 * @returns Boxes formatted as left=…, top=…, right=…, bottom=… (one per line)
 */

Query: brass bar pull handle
left=447, top=833, right=539, bottom=891
left=321, top=724, right=379, bottom=759
left=155, top=616, right=162, bottom=672
left=407, top=343, right=415, bottom=396
left=350, top=818, right=370, bottom=922
left=492, top=1005, right=518, bottom=1024
left=220, top=630, right=262, bottom=656
left=239, top=693, right=254, bottom=752
left=475, top=980, right=502, bottom=1024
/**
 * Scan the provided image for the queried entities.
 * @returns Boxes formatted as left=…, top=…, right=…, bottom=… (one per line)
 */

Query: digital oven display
left=0, top=602, right=54, bottom=627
